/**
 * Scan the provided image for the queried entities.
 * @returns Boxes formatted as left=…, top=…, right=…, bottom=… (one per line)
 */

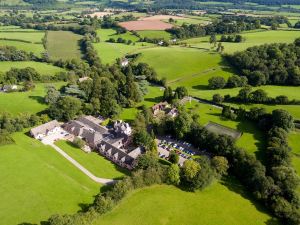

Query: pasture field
left=0, top=132, right=101, bottom=225
left=0, top=82, right=65, bottom=115
left=0, top=39, right=44, bottom=55
left=93, top=182, right=277, bottom=225
left=0, top=61, right=65, bottom=74
left=46, top=31, right=82, bottom=60
left=186, top=101, right=264, bottom=156
left=137, top=30, right=171, bottom=40
left=0, top=30, right=45, bottom=43
left=94, top=29, right=154, bottom=64
left=136, top=46, right=234, bottom=86
left=55, top=140, right=129, bottom=179
left=184, top=30, right=300, bottom=54
left=119, top=85, right=163, bottom=122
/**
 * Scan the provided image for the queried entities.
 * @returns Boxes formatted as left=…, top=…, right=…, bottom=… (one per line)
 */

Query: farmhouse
left=0, top=84, right=18, bottom=92
left=152, top=102, right=178, bottom=118
left=63, top=116, right=143, bottom=169
left=30, top=120, right=60, bottom=140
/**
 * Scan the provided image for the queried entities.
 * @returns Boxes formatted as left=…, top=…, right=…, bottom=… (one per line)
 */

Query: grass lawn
left=55, top=140, right=129, bottom=179
left=46, top=31, right=82, bottom=60
left=0, top=39, right=44, bottom=56
left=119, top=85, right=163, bottom=122
left=137, top=30, right=171, bottom=40
left=0, top=82, right=65, bottom=115
left=186, top=101, right=264, bottom=156
left=0, top=30, right=45, bottom=43
left=92, top=181, right=277, bottom=225
left=0, top=61, right=65, bottom=74
left=0, top=132, right=101, bottom=225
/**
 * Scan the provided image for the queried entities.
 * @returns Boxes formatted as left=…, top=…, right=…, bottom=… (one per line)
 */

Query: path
left=50, top=143, right=115, bottom=185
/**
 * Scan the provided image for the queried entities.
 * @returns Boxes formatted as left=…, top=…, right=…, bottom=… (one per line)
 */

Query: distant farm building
left=152, top=102, right=178, bottom=118
left=205, top=121, right=242, bottom=140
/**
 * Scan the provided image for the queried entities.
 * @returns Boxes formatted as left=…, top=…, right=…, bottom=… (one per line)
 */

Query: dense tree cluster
left=219, top=86, right=300, bottom=105
left=163, top=86, right=188, bottom=102
left=0, top=112, right=49, bottom=145
left=220, top=34, right=244, bottom=42
left=226, top=39, right=300, bottom=86
left=0, top=46, right=35, bottom=61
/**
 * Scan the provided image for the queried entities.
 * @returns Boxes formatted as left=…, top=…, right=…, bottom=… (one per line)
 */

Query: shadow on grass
left=29, top=95, right=46, bottom=105
left=236, top=120, right=267, bottom=162
left=143, top=95, right=163, bottom=104
left=221, top=176, right=280, bottom=225
left=192, top=84, right=209, bottom=91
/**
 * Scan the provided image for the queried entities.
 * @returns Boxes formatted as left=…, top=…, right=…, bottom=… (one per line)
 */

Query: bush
left=208, top=76, right=226, bottom=89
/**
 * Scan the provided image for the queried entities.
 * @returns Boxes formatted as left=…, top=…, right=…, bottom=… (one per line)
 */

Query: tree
left=173, top=108, right=192, bottom=139
left=209, top=34, right=217, bottom=47
left=211, top=156, right=229, bottom=178
left=212, top=94, right=224, bottom=103
left=272, top=109, right=294, bottom=131
left=249, top=89, right=268, bottom=103
left=174, top=86, right=188, bottom=99
left=237, top=86, right=252, bottom=102
left=169, top=150, right=179, bottom=164
left=48, top=96, right=82, bottom=121
left=135, top=152, right=159, bottom=170
left=23, top=80, right=35, bottom=91
left=163, top=86, right=173, bottom=102
left=45, top=85, right=60, bottom=104
left=166, top=164, right=180, bottom=185
left=208, top=76, right=226, bottom=90
left=73, top=137, right=85, bottom=149
left=181, top=160, right=201, bottom=181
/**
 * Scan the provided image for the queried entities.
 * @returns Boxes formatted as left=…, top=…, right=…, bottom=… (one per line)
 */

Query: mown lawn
left=46, top=31, right=83, bottom=60
left=0, top=132, right=101, bottom=225
left=0, top=61, right=65, bottom=74
left=186, top=101, right=264, bottom=156
left=55, top=140, right=129, bottom=179
left=92, top=181, right=277, bottom=225
left=0, top=82, right=65, bottom=115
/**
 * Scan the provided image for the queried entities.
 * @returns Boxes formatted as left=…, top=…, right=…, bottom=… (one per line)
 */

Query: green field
left=0, top=39, right=44, bottom=56
left=46, top=31, right=83, bottom=60
left=0, top=30, right=45, bottom=43
left=0, top=61, right=65, bottom=74
left=0, top=132, right=101, bottom=225
left=56, top=140, right=128, bottom=179
left=0, top=82, right=64, bottom=115
left=92, top=182, right=277, bottom=225
left=186, top=101, right=264, bottom=156
left=184, top=30, right=300, bottom=54
left=94, top=29, right=154, bottom=64
left=137, top=30, right=171, bottom=40
left=137, top=46, right=233, bottom=87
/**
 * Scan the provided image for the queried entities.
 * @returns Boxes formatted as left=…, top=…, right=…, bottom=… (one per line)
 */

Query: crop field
left=92, top=182, right=277, bottom=225
left=186, top=101, right=264, bottom=156
left=0, top=132, right=101, bottom=225
left=46, top=31, right=82, bottom=60
left=96, top=29, right=139, bottom=42
left=119, top=20, right=173, bottom=31
left=55, top=140, right=129, bottom=179
left=119, top=85, right=163, bottom=122
left=0, top=82, right=65, bottom=115
left=137, top=30, right=171, bottom=40
left=184, top=30, right=300, bottom=54
left=0, top=61, right=65, bottom=74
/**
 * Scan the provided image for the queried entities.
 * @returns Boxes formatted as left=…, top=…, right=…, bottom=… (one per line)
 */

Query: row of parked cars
left=159, top=140, right=196, bottom=159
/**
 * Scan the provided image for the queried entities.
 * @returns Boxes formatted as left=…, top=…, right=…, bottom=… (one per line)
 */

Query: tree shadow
left=236, top=120, right=267, bottom=162
left=221, top=176, right=280, bottom=225
left=143, top=96, right=163, bottom=104
left=29, top=96, right=46, bottom=105
left=192, top=84, right=209, bottom=91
